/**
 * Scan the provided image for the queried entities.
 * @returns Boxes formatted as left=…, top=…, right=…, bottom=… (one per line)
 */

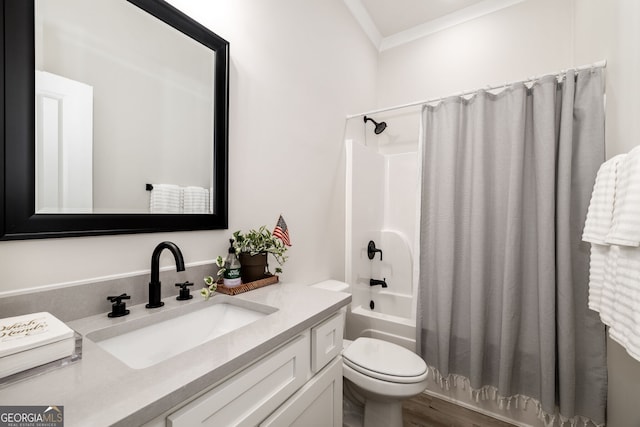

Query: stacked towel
left=583, top=154, right=625, bottom=244
left=149, top=184, right=181, bottom=213
left=606, top=146, right=640, bottom=246
left=183, top=186, right=210, bottom=214
left=587, top=244, right=609, bottom=314
left=583, top=155, right=624, bottom=315
left=597, top=244, right=619, bottom=325
left=583, top=148, right=640, bottom=362
left=608, top=247, right=640, bottom=360
left=210, top=187, right=214, bottom=215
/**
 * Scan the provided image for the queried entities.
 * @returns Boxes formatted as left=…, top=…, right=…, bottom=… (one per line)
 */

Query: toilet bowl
left=311, top=280, right=428, bottom=427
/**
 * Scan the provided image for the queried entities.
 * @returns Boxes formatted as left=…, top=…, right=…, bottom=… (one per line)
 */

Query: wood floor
left=402, top=393, right=517, bottom=427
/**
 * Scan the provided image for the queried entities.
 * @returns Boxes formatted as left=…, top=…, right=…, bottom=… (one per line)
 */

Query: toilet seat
left=342, top=337, right=427, bottom=384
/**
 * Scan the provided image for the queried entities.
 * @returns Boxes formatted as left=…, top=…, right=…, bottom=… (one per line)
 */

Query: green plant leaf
left=232, top=225, right=288, bottom=273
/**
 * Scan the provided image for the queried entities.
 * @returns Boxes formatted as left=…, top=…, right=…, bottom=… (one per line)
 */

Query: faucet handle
left=107, top=293, right=131, bottom=318
left=367, top=240, right=383, bottom=261
left=107, top=293, right=131, bottom=303
left=175, top=281, right=194, bottom=301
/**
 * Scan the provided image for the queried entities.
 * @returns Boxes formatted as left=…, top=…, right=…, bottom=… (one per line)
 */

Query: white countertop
left=0, top=282, right=350, bottom=426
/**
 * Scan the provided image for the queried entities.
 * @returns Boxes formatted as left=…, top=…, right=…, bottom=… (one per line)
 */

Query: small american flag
left=273, top=215, right=291, bottom=246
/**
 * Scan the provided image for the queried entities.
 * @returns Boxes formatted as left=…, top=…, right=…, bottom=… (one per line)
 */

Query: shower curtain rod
left=346, top=59, right=607, bottom=119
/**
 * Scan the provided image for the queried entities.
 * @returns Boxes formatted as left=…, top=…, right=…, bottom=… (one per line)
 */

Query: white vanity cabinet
left=260, top=311, right=344, bottom=427
left=145, top=310, right=344, bottom=427
left=259, top=356, right=342, bottom=427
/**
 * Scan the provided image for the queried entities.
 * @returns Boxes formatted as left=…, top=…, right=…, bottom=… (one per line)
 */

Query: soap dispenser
left=224, top=239, right=242, bottom=288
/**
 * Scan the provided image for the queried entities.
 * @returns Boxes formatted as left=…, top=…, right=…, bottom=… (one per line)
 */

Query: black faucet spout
left=370, top=278, right=387, bottom=288
left=147, top=241, right=185, bottom=309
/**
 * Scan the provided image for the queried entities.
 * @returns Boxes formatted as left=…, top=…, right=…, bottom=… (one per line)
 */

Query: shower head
left=363, top=116, right=387, bottom=134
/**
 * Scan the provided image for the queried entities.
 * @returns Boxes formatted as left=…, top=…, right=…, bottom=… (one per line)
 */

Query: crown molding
left=345, top=0, right=526, bottom=52
left=343, top=0, right=382, bottom=50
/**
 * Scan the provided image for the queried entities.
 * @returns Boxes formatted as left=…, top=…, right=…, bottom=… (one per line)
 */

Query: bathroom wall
left=0, top=0, right=377, bottom=295
left=573, top=3, right=640, bottom=426
left=376, top=0, right=574, bottom=108
left=376, top=0, right=640, bottom=425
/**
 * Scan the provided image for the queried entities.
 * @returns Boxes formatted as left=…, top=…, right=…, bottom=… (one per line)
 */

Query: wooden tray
left=215, top=275, right=279, bottom=295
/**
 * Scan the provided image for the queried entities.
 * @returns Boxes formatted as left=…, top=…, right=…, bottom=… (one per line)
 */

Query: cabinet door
left=168, top=333, right=310, bottom=427
left=260, top=356, right=343, bottom=427
left=311, top=311, right=344, bottom=373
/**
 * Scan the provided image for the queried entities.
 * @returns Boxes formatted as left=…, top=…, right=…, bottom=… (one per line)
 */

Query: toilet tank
left=311, top=280, right=350, bottom=293
left=311, top=280, right=350, bottom=334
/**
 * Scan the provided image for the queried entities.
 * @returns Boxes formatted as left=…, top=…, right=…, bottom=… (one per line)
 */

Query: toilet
left=312, top=280, right=428, bottom=427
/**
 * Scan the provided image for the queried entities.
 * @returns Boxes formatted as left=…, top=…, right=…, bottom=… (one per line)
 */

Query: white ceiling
left=362, top=0, right=486, bottom=37
left=344, top=0, right=526, bottom=51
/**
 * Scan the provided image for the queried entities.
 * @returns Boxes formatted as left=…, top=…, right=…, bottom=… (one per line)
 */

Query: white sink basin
left=88, top=299, right=276, bottom=369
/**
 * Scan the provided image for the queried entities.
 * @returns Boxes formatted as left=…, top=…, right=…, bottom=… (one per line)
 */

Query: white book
left=0, top=312, right=75, bottom=378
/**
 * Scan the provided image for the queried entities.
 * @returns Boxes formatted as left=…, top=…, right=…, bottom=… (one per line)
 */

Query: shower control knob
left=367, top=240, right=383, bottom=261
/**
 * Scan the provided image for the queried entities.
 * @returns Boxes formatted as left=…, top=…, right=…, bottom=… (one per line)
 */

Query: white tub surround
left=346, top=226, right=417, bottom=350
left=0, top=283, right=350, bottom=427
left=346, top=133, right=419, bottom=351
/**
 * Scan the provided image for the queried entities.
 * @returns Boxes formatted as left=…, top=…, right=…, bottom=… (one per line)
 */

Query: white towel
left=597, top=244, right=620, bottom=326
left=588, top=244, right=640, bottom=362
left=149, top=184, right=181, bottom=213
left=606, top=147, right=640, bottom=246
left=587, top=244, right=609, bottom=314
left=210, top=187, right=214, bottom=215
left=583, top=154, right=626, bottom=244
left=183, top=186, right=210, bottom=214
left=607, top=246, right=640, bottom=362
left=584, top=148, right=640, bottom=362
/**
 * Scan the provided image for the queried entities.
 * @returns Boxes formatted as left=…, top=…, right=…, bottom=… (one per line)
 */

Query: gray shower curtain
left=418, top=69, right=607, bottom=425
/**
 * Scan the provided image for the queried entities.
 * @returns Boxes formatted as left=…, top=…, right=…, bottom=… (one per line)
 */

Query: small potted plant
left=201, top=218, right=291, bottom=300
left=233, top=226, right=288, bottom=283
left=200, top=256, right=223, bottom=300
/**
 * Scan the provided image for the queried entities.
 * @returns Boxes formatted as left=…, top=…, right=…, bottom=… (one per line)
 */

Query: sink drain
left=370, top=300, right=375, bottom=310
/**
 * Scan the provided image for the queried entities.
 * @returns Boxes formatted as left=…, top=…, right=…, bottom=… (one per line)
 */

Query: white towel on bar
left=583, top=147, right=640, bottom=362
left=607, top=246, right=640, bottom=362
left=587, top=244, right=609, bottom=314
left=183, top=186, right=210, bottom=214
left=583, top=154, right=626, bottom=244
left=149, top=184, right=181, bottom=213
left=210, top=187, right=214, bottom=214
left=596, top=245, right=620, bottom=326
left=606, top=146, right=640, bottom=246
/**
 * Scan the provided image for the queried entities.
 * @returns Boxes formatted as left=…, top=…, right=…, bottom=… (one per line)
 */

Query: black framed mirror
left=1, top=0, right=229, bottom=240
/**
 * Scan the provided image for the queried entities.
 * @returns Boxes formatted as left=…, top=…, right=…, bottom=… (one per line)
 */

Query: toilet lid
left=342, top=337, right=427, bottom=380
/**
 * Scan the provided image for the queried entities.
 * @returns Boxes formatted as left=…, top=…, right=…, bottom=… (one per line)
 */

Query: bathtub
left=345, top=291, right=416, bottom=351
left=345, top=229, right=417, bottom=352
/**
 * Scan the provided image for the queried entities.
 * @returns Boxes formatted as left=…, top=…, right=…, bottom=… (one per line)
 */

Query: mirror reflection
left=35, top=0, right=215, bottom=214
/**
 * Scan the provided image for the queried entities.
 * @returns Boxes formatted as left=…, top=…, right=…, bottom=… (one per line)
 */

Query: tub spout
left=370, top=278, right=387, bottom=288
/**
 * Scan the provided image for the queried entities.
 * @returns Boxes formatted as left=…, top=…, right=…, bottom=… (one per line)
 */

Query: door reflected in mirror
left=35, top=0, right=215, bottom=214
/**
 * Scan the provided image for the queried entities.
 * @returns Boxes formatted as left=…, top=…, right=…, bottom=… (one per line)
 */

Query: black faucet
left=370, top=278, right=387, bottom=288
left=147, top=241, right=185, bottom=309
